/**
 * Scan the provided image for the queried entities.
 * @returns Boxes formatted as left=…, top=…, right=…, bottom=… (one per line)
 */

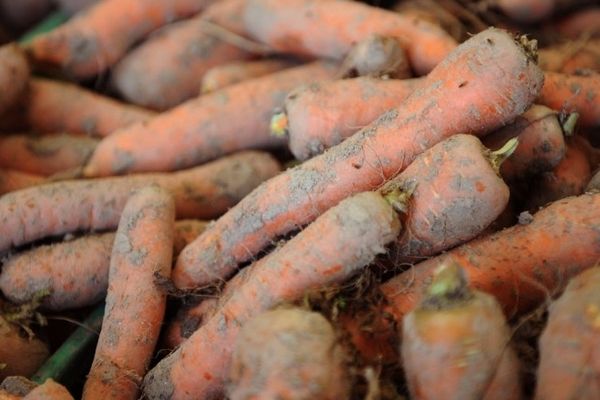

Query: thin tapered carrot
left=82, top=186, right=174, bottom=399
left=0, top=133, right=97, bottom=176
left=242, top=0, right=458, bottom=75
left=23, top=379, right=73, bottom=400
left=0, top=220, right=207, bottom=311
left=0, top=151, right=280, bottom=253
left=83, top=61, right=336, bottom=177
left=24, top=0, right=218, bottom=79
left=539, top=39, right=600, bottom=74
left=172, top=28, right=544, bottom=290
left=0, top=168, right=44, bottom=195
left=0, top=44, right=28, bottom=115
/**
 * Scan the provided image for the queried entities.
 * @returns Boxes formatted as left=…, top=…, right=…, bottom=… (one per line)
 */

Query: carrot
left=402, top=262, right=521, bottom=400
left=534, top=266, right=600, bottom=400
left=111, top=1, right=254, bottom=110
left=0, top=133, right=97, bottom=176
left=24, top=0, right=217, bottom=79
left=539, top=39, right=600, bottom=74
left=555, top=7, right=600, bottom=39
left=337, top=34, right=412, bottom=79
left=393, top=0, right=466, bottom=41
left=24, top=78, right=155, bottom=138
left=0, top=150, right=280, bottom=253
left=539, top=72, right=600, bottom=128
left=201, top=58, right=298, bottom=93
left=0, top=376, right=38, bottom=398
left=0, top=220, right=207, bottom=311
left=228, top=308, right=350, bottom=400
left=173, top=28, right=544, bottom=290
left=0, top=315, right=49, bottom=381
left=23, top=379, right=73, bottom=400
left=0, top=169, right=44, bottom=195
left=587, top=168, right=600, bottom=191
left=83, top=61, right=335, bottom=177
left=0, top=0, right=52, bottom=32
left=55, top=0, right=100, bottom=15
left=274, top=76, right=422, bottom=160
left=163, top=296, right=219, bottom=349
left=0, top=44, right=28, bottom=116
left=482, top=104, right=566, bottom=181
left=495, top=0, right=555, bottom=23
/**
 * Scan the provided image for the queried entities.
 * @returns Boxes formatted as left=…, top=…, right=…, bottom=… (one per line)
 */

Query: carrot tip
left=270, top=112, right=289, bottom=137
left=489, top=137, right=519, bottom=172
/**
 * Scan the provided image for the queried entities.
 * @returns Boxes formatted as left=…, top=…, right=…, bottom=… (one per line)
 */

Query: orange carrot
left=163, top=296, right=219, bottom=349
left=201, top=58, right=298, bottom=93
left=0, top=44, right=28, bottom=115
left=25, top=0, right=218, bottom=79
left=496, top=0, right=555, bottom=23
left=0, top=150, right=280, bottom=253
left=23, top=379, right=73, bottom=400
left=228, top=308, right=350, bottom=400
left=274, top=77, right=422, bottom=160
left=24, top=78, right=155, bottom=137
left=83, top=61, right=336, bottom=176
left=0, top=220, right=207, bottom=311
left=402, top=262, right=521, bottom=400
left=172, top=28, right=543, bottom=290
left=82, top=186, right=174, bottom=399
left=0, top=169, right=44, bottom=195
left=393, top=0, right=466, bottom=41
left=539, top=39, right=600, bottom=74
left=111, top=0, right=254, bottom=110
left=142, top=190, right=401, bottom=399
left=0, top=133, right=97, bottom=176
left=0, top=314, right=49, bottom=381
left=534, top=266, right=600, bottom=400
left=555, top=7, right=600, bottom=39
left=242, top=0, right=457, bottom=75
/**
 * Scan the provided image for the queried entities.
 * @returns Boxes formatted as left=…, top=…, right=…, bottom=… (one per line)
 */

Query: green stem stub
left=489, top=137, right=519, bottom=172
left=422, top=262, right=473, bottom=310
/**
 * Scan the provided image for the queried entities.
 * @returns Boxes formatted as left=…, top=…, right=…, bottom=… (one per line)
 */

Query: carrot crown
left=488, top=137, right=519, bottom=173
left=421, top=262, right=473, bottom=310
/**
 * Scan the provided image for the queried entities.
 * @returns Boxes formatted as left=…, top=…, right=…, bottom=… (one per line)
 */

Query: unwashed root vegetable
left=0, top=44, right=29, bottom=116
left=23, top=379, right=73, bottom=400
left=534, top=266, right=600, bottom=400
left=228, top=308, right=349, bottom=400
left=393, top=0, right=466, bottom=41
left=0, top=169, right=44, bottom=195
left=0, top=314, right=49, bottom=381
left=83, top=186, right=174, bottom=399
left=83, top=61, right=335, bottom=176
left=242, top=0, right=457, bottom=75
left=173, top=28, right=543, bottom=290
left=539, top=39, right=600, bottom=74
left=0, top=220, right=207, bottom=311
left=0, top=151, right=280, bottom=253
left=402, top=262, right=522, bottom=400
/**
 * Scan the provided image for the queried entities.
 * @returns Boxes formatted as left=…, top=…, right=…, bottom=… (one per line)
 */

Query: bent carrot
left=82, top=186, right=174, bottom=399
left=173, top=28, right=543, bottom=290
left=0, top=220, right=207, bottom=311
left=25, top=0, right=217, bottom=79
left=0, top=44, right=28, bottom=115
left=0, top=133, right=97, bottom=176
left=242, top=0, right=457, bottom=75
left=23, top=379, right=73, bottom=400
left=539, top=40, right=600, bottom=74
left=83, top=61, right=336, bottom=176
left=0, top=169, right=44, bottom=195
left=0, top=151, right=280, bottom=253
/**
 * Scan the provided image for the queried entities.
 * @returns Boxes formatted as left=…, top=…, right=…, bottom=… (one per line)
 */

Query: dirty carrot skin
left=142, top=190, right=401, bottom=399
left=539, top=40, right=600, bottom=74
left=0, top=169, right=44, bottom=195
left=0, top=314, right=49, bottom=380
left=242, top=0, right=457, bottom=75
left=201, top=58, right=298, bottom=93
left=111, top=0, right=253, bottom=111
left=0, top=134, right=97, bottom=176
left=173, top=28, right=544, bottom=289
left=0, top=151, right=280, bottom=253
left=0, top=44, right=29, bottom=115
left=82, top=186, right=174, bottom=400
left=539, top=72, right=600, bottom=128
left=402, top=263, right=521, bottom=400
left=0, top=220, right=207, bottom=311
left=534, top=266, right=600, bottom=400
left=275, top=77, right=422, bottom=160
left=25, top=78, right=155, bottom=137
left=83, top=61, right=336, bottom=176
left=393, top=0, right=465, bottom=41
left=23, top=379, right=73, bottom=400
left=228, top=308, right=350, bottom=400
left=25, top=0, right=218, bottom=79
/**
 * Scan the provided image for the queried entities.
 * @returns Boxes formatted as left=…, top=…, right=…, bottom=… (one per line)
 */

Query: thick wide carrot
left=111, top=0, right=253, bottom=110
left=242, top=0, right=457, bottom=75
left=173, top=28, right=544, bottom=290
left=496, top=0, right=555, bottom=23
left=0, top=220, right=207, bottom=311
left=228, top=308, right=350, bottom=400
left=23, top=379, right=73, bottom=400
left=24, top=78, right=155, bottom=137
left=534, top=266, right=600, bottom=400
left=0, top=169, right=44, bottom=195
left=402, top=263, right=521, bottom=400
left=82, top=186, right=174, bottom=399
left=83, top=61, right=335, bottom=177
left=539, top=72, right=600, bottom=128
left=25, top=0, right=217, bottom=79
left=201, top=58, right=298, bottom=93
left=0, top=151, right=280, bottom=253
left=539, top=39, right=600, bottom=74
left=142, top=190, right=401, bottom=399
left=0, top=133, right=97, bottom=176
left=0, top=44, right=28, bottom=115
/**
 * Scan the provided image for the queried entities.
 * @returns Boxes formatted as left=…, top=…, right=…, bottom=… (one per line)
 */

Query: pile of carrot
left=0, top=1, right=599, bottom=399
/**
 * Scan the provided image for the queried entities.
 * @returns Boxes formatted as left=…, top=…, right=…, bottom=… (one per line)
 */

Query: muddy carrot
left=173, top=28, right=543, bottom=290
left=539, top=40, right=600, bottom=74
left=242, top=0, right=457, bottom=75
left=393, top=0, right=466, bottom=41
left=0, top=44, right=29, bottom=115
left=163, top=296, right=219, bottom=349
left=23, top=379, right=73, bottom=400
left=0, top=314, right=49, bottom=380
left=0, top=151, right=280, bottom=253
left=83, top=61, right=336, bottom=176
left=0, top=220, right=207, bottom=311
left=0, top=169, right=44, bottom=195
